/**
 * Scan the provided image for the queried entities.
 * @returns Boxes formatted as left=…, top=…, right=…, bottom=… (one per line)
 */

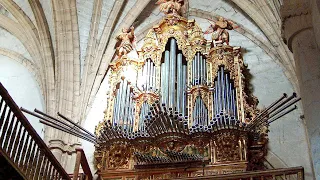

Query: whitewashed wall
left=0, top=55, right=44, bottom=137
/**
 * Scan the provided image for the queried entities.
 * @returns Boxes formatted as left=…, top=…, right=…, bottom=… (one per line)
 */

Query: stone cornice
left=281, top=2, right=310, bottom=22
left=49, top=139, right=82, bottom=154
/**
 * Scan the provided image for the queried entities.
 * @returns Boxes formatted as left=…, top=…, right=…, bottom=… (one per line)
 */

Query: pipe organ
left=92, top=4, right=301, bottom=179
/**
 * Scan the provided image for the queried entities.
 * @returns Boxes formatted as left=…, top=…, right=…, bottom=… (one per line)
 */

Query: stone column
left=282, top=1, right=320, bottom=179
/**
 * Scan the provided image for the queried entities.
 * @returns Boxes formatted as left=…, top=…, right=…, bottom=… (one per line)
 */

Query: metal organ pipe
left=150, top=60, right=153, bottom=90
left=217, top=71, right=221, bottom=113
left=161, top=64, right=165, bottom=103
left=152, top=63, right=156, bottom=90
left=192, top=56, right=195, bottom=85
left=221, top=66, right=225, bottom=113
left=232, top=88, right=237, bottom=119
left=169, top=38, right=176, bottom=109
left=144, top=60, right=147, bottom=91
left=197, top=52, right=200, bottom=85
left=229, top=83, right=233, bottom=116
left=145, top=60, right=148, bottom=91
left=121, top=80, right=128, bottom=123
left=177, top=53, right=182, bottom=112
left=129, top=101, right=135, bottom=132
left=148, top=60, right=151, bottom=91
left=200, top=55, right=203, bottom=85
left=113, top=84, right=120, bottom=124
left=214, top=83, right=218, bottom=116
left=164, top=50, right=170, bottom=105
left=226, top=74, right=230, bottom=114
left=204, top=60, right=207, bottom=85
left=149, top=60, right=152, bottom=90
left=139, top=102, right=149, bottom=131
left=143, top=61, right=147, bottom=91
left=196, top=97, right=200, bottom=125
left=116, top=80, right=124, bottom=124
left=182, top=65, right=187, bottom=116
left=123, top=86, right=131, bottom=129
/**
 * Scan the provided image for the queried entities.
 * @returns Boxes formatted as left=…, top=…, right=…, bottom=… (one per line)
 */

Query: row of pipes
left=161, top=38, right=187, bottom=114
left=192, top=52, right=207, bottom=86
left=138, top=59, right=157, bottom=92
left=139, top=102, right=150, bottom=132
left=192, top=96, right=209, bottom=126
left=212, top=66, right=237, bottom=118
left=112, top=39, right=238, bottom=131
left=113, top=79, right=135, bottom=132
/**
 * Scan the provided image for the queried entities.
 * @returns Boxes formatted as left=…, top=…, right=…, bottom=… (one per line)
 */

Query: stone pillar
left=310, top=0, right=320, bottom=48
left=282, top=1, right=320, bottom=179
left=48, top=137, right=81, bottom=173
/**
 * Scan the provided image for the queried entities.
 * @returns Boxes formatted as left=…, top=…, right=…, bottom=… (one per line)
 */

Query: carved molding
left=281, top=1, right=312, bottom=51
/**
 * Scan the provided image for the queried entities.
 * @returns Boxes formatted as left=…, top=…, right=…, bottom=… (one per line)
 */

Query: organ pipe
left=112, top=78, right=135, bottom=132
left=182, top=64, right=187, bottom=116
left=169, top=38, right=176, bottom=109
left=140, top=59, right=157, bottom=92
left=192, top=96, right=208, bottom=126
left=191, top=52, right=207, bottom=86
left=212, top=66, right=237, bottom=120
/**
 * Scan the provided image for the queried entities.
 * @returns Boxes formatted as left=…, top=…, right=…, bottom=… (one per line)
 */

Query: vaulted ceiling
left=0, top=0, right=295, bottom=122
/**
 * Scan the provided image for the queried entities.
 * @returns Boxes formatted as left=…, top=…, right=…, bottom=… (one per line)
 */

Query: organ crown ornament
left=156, top=0, right=184, bottom=15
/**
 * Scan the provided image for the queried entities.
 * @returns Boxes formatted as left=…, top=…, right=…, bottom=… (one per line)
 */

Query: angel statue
left=205, top=17, right=239, bottom=46
left=116, top=26, right=135, bottom=57
left=156, top=0, right=184, bottom=15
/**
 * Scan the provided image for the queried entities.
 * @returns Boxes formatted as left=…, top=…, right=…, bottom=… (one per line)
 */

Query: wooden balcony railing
left=173, top=166, right=304, bottom=180
left=0, top=82, right=70, bottom=180
left=71, top=148, right=93, bottom=180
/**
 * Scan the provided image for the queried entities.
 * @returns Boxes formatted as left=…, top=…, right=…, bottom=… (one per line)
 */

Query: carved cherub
left=156, top=0, right=184, bottom=15
left=116, top=26, right=135, bottom=57
left=205, top=17, right=239, bottom=46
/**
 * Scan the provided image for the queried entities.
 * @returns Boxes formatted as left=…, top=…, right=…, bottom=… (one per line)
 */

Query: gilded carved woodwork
left=156, top=0, right=184, bottom=15
left=116, top=27, right=135, bottom=57
left=94, top=2, right=270, bottom=179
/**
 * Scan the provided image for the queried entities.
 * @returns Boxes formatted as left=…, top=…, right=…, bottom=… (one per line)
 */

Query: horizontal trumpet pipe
left=268, top=105, right=298, bottom=124
left=57, top=111, right=96, bottom=138
left=249, top=93, right=295, bottom=128
left=269, top=98, right=301, bottom=119
left=40, top=120, right=96, bottom=143
left=22, top=108, right=95, bottom=140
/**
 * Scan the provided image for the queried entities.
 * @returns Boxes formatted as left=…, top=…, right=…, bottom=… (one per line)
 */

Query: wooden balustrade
left=173, top=166, right=304, bottom=180
left=72, top=148, right=93, bottom=180
left=0, top=82, right=70, bottom=180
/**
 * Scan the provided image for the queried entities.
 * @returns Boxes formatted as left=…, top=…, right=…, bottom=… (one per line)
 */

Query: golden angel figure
left=156, top=0, right=184, bottom=15
left=204, top=17, right=239, bottom=45
left=116, top=26, right=135, bottom=57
